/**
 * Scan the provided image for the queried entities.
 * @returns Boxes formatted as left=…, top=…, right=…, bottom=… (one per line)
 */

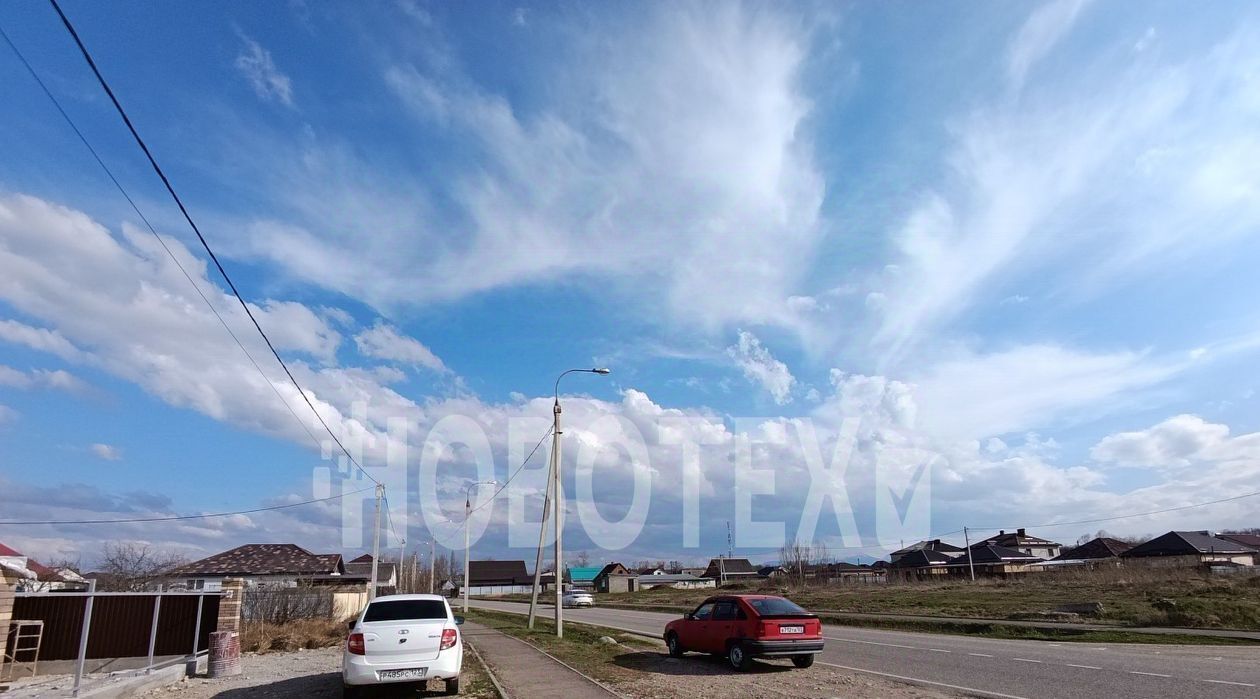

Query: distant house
left=345, top=554, right=398, bottom=596
left=461, top=560, right=533, bottom=596
left=889, top=540, right=965, bottom=564
left=702, top=557, right=760, bottom=583
left=0, top=542, right=85, bottom=592
left=637, top=566, right=665, bottom=576
left=169, top=544, right=351, bottom=591
left=949, top=545, right=1044, bottom=577
left=636, top=573, right=715, bottom=590
left=974, top=529, right=1062, bottom=559
left=1121, top=531, right=1256, bottom=569
left=593, top=563, right=636, bottom=593
left=1047, top=538, right=1133, bottom=567
left=568, top=566, right=603, bottom=590
left=757, top=565, right=786, bottom=578
left=1218, top=534, right=1260, bottom=565
left=888, top=549, right=953, bottom=581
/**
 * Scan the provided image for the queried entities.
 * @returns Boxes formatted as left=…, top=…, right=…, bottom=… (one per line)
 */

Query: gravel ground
left=611, top=651, right=961, bottom=699
left=143, top=647, right=496, bottom=699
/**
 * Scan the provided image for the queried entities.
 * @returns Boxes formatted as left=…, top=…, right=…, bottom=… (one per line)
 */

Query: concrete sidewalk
left=460, top=622, right=620, bottom=699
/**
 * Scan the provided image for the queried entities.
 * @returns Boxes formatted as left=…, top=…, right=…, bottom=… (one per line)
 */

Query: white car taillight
left=347, top=632, right=365, bottom=655
left=440, top=628, right=458, bottom=651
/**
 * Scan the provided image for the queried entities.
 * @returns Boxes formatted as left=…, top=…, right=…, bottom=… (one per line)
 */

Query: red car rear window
left=747, top=597, right=808, bottom=616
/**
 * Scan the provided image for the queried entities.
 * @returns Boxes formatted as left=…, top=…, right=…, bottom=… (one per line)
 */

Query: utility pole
left=369, top=483, right=384, bottom=600
left=964, top=527, right=976, bottom=582
left=429, top=539, right=436, bottom=595
left=553, top=397, right=565, bottom=638
left=464, top=495, right=471, bottom=613
left=527, top=453, right=555, bottom=629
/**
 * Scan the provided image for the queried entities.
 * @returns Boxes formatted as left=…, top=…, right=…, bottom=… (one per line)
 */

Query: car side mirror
left=454, top=615, right=465, bottom=625
left=347, top=619, right=356, bottom=631
left=684, top=613, right=693, bottom=621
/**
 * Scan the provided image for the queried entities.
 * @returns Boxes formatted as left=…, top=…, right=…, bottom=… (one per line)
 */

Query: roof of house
left=703, top=557, right=758, bottom=576
left=975, top=528, right=1061, bottom=549
left=568, top=566, right=603, bottom=582
left=891, top=539, right=965, bottom=556
left=957, top=544, right=1044, bottom=564
left=349, top=554, right=374, bottom=564
left=0, top=541, right=57, bottom=579
left=891, top=550, right=954, bottom=568
left=1218, top=533, right=1260, bottom=550
left=1122, top=531, right=1256, bottom=558
left=1053, top=537, right=1134, bottom=561
left=637, top=566, right=664, bottom=575
left=172, top=544, right=345, bottom=577
left=757, top=565, right=785, bottom=576
left=344, top=561, right=397, bottom=581
left=467, top=560, right=531, bottom=585
left=594, top=562, right=631, bottom=580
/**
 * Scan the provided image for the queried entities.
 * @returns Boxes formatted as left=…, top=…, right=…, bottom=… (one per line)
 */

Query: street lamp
left=463, top=480, right=499, bottom=613
left=527, top=368, right=610, bottom=637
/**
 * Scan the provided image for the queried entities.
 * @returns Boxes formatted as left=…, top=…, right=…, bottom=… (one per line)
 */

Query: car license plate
left=379, top=668, right=427, bottom=680
left=780, top=625, right=805, bottom=634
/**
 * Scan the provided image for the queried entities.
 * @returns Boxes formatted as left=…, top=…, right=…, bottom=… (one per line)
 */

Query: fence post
left=72, top=579, right=96, bottom=697
left=146, top=595, right=162, bottom=673
left=186, top=593, right=205, bottom=676
left=216, top=579, right=243, bottom=635
left=0, top=568, right=16, bottom=685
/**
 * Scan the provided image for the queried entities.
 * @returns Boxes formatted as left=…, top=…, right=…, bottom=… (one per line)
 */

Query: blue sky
left=2, top=0, right=1259, bottom=566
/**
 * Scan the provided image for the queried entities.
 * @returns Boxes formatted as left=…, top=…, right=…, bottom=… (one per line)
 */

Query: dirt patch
left=143, top=646, right=498, bottom=698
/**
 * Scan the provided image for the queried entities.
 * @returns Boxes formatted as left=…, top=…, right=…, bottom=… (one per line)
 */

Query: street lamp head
left=592, top=367, right=611, bottom=375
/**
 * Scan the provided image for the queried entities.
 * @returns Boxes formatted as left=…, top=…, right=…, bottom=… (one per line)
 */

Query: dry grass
left=595, top=567, right=1260, bottom=630
left=240, top=618, right=349, bottom=653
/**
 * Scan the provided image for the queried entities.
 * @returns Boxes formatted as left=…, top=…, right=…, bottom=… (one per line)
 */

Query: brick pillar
left=0, top=569, right=16, bottom=678
left=216, top=578, right=244, bottom=635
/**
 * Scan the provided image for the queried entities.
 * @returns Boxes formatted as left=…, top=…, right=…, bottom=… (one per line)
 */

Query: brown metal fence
left=11, top=592, right=219, bottom=662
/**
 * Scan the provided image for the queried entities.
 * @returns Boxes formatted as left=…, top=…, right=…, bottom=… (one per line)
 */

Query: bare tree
left=575, top=550, right=591, bottom=567
left=95, top=542, right=187, bottom=591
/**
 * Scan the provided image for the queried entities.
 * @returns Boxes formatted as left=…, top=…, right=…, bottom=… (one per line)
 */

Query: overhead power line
left=44, top=0, right=378, bottom=488
left=467, top=424, right=554, bottom=517
left=972, top=489, right=1260, bottom=534
left=0, top=22, right=328, bottom=461
left=0, top=485, right=376, bottom=526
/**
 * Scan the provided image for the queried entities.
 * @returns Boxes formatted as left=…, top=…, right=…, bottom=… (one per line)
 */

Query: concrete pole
left=463, top=498, right=471, bottom=613
left=553, top=399, right=564, bottom=638
left=370, top=484, right=384, bottom=600
left=964, top=527, right=976, bottom=582
left=527, top=446, right=555, bottom=629
left=429, top=540, right=436, bottom=595
left=72, top=579, right=96, bottom=697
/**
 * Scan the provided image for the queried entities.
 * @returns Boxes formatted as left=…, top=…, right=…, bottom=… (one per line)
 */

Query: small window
left=692, top=602, right=715, bottom=620
left=713, top=601, right=737, bottom=620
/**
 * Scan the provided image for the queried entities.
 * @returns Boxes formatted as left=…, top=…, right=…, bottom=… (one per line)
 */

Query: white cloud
left=235, top=35, right=293, bottom=106
left=90, top=443, right=122, bottom=461
left=726, top=330, right=796, bottom=405
left=0, top=404, right=15, bottom=424
left=1006, top=0, right=1091, bottom=89
left=354, top=322, right=446, bottom=372
left=230, top=4, right=822, bottom=335
left=911, top=345, right=1179, bottom=439
left=0, top=364, right=86, bottom=392
left=0, top=319, right=85, bottom=362
left=1089, top=414, right=1251, bottom=470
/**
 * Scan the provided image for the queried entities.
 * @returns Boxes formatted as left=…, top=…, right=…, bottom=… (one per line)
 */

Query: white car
left=562, top=590, right=595, bottom=608
left=343, top=594, right=464, bottom=697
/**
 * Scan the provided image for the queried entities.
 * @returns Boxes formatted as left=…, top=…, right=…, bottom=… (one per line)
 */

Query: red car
left=663, top=594, right=824, bottom=671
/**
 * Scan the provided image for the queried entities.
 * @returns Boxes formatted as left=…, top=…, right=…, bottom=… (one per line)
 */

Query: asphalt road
left=470, top=599, right=1260, bottom=699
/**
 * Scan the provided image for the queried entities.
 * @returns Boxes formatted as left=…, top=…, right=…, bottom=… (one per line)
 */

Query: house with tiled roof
left=889, top=539, right=965, bottom=564
left=1050, top=537, right=1133, bottom=565
left=1121, top=531, right=1256, bottom=569
left=702, top=557, right=760, bottom=583
left=344, top=554, right=398, bottom=596
left=888, top=549, right=954, bottom=580
left=459, top=560, right=533, bottom=596
left=1217, top=534, right=1260, bottom=564
left=0, top=542, right=87, bottom=591
left=973, top=529, right=1062, bottom=559
left=593, top=562, right=635, bottom=593
left=167, top=543, right=350, bottom=591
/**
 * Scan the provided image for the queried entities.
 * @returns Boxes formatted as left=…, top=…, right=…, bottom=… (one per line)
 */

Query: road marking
left=827, top=636, right=916, bottom=650
left=1011, top=658, right=1042, bottom=663
left=968, top=653, right=994, bottom=658
left=817, top=661, right=1035, bottom=699
left=1202, top=679, right=1256, bottom=687
left=1066, top=664, right=1101, bottom=670
left=928, top=648, right=951, bottom=653
left=1129, top=671, right=1171, bottom=678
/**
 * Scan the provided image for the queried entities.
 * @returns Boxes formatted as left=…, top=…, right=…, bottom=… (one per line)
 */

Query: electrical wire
left=0, top=485, right=376, bottom=525
left=466, top=424, right=554, bottom=517
left=0, top=22, right=328, bottom=461
left=970, top=489, right=1260, bottom=534
left=45, top=0, right=379, bottom=488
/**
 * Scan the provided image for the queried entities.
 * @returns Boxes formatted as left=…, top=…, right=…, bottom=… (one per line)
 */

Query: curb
left=464, top=638, right=512, bottom=699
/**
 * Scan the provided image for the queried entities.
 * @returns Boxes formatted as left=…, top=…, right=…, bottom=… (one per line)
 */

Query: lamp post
left=524, top=370, right=607, bottom=637
left=463, top=480, right=498, bottom=613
